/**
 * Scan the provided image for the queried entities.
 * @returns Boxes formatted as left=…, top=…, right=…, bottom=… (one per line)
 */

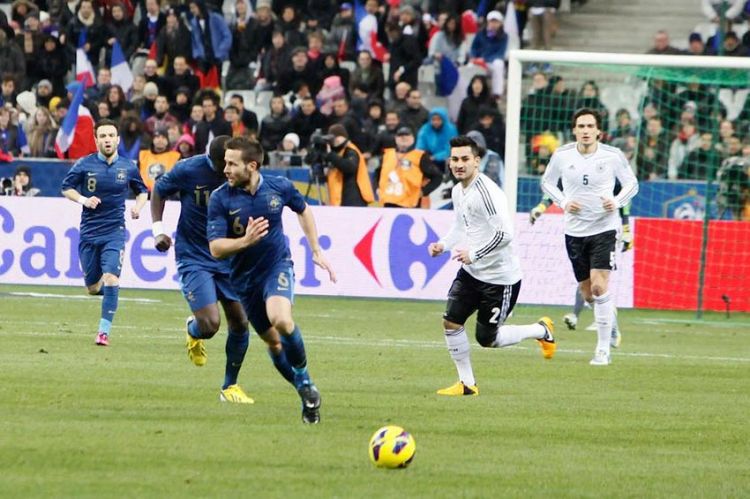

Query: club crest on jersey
left=268, top=195, right=282, bottom=213
left=116, top=168, right=127, bottom=183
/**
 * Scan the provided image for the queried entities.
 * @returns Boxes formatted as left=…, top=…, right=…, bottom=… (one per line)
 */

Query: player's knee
left=266, top=338, right=282, bottom=354
left=475, top=322, right=497, bottom=348
left=196, top=316, right=220, bottom=337
left=86, top=287, right=100, bottom=296
left=591, top=284, right=607, bottom=297
left=102, top=273, right=118, bottom=287
left=442, top=318, right=461, bottom=330
left=273, top=318, right=295, bottom=335
left=228, top=318, right=249, bottom=334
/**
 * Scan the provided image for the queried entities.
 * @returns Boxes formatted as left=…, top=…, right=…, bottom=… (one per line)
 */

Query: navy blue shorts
left=79, top=238, right=125, bottom=287
left=239, top=261, right=295, bottom=334
left=179, top=269, right=239, bottom=312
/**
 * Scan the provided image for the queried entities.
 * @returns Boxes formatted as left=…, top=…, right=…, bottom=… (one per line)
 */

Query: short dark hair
left=449, top=135, right=481, bottom=157
left=571, top=107, right=602, bottom=130
left=225, top=136, right=264, bottom=166
left=95, top=118, right=119, bottom=135
left=208, top=135, right=231, bottom=172
left=230, top=93, right=244, bottom=103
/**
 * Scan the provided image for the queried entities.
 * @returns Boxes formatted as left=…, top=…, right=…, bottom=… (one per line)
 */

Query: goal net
left=505, top=50, right=750, bottom=315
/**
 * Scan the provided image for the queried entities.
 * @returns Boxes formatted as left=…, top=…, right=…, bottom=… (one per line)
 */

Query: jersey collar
left=97, top=151, right=120, bottom=164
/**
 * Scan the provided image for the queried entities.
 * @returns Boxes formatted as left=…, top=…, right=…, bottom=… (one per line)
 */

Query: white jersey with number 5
left=541, top=142, right=639, bottom=237
left=437, top=173, right=522, bottom=285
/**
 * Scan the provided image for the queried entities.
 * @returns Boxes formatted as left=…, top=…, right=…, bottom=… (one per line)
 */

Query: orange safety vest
left=138, top=149, right=180, bottom=191
left=378, top=148, right=426, bottom=208
left=326, top=142, right=375, bottom=206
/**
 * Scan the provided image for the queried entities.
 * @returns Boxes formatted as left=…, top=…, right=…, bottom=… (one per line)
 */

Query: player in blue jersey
left=207, top=137, right=336, bottom=424
left=151, top=136, right=294, bottom=404
left=61, top=119, right=149, bottom=346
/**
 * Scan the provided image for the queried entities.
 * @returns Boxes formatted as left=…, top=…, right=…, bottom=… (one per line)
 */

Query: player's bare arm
left=297, top=206, right=337, bottom=283
left=62, top=188, right=101, bottom=209
left=209, top=217, right=269, bottom=259
left=150, top=188, right=172, bottom=252
left=131, top=192, right=148, bottom=219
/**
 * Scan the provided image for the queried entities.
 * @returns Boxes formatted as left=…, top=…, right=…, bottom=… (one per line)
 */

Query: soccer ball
left=368, top=425, right=416, bottom=469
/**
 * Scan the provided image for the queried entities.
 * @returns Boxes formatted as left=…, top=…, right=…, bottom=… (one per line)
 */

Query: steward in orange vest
left=138, top=130, right=180, bottom=191
left=325, top=124, right=375, bottom=206
left=377, top=126, right=442, bottom=208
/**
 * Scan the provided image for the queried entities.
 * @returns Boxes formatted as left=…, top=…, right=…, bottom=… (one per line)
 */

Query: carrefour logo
left=353, top=214, right=450, bottom=290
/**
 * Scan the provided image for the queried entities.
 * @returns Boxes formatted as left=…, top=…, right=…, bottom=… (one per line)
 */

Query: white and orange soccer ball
left=368, top=425, right=416, bottom=469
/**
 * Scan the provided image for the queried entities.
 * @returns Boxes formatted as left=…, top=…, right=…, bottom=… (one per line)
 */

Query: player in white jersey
left=541, top=108, right=639, bottom=366
left=428, top=136, right=556, bottom=396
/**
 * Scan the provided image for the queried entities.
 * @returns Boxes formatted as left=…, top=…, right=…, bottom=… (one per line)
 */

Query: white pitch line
left=6, top=292, right=161, bottom=303
left=6, top=329, right=750, bottom=363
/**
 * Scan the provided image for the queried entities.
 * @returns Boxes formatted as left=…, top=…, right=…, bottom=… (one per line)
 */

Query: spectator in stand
left=95, top=100, right=112, bottom=120
left=86, top=67, right=113, bottom=104
left=637, top=116, right=670, bottom=179
left=259, top=95, right=292, bottom=159
left=25, top=106, right=58, bottom=158
left=377, top=126, right=442, bottom=208
left=416, top=107, right=458, bottom=172
left=469, top=11, right=508, bottom=98
left=137, top=81, right=159, bottom=120
left=680, top=132, right=716, bottom=180
left=175, top=133, right=196, bottom=159
left=471, top=106, right=506, bottom=159
left=228, top=94, right=258, bottom=135
left=278, top=47, right=321, bottom=96
left=0, top=74, right=17, bottom=107
left=329, top=96, right=362, bottom=147
left=143, top=58, right=168, bottom=95
left=527, top=0, right=558, bottom=51
left=29, top=35, right=68, bottom=97
left=105, top=84, right=130, bottom=121
left=119, top=114, right=144, bottom=161
left=702, top=0, right=745, bottom=23
left=35, top=79, right=54, bottom=108
left=257, top=30, right=291, bottom=92
left=145, top=95, right=179, bottom=135
left=0, top=32, right=25, bottom=88
left=167, top=56, right=200, bottom=101
left=385, top=22, right=420, bottom=92
left=316, top=75, right=346, bottom=116
left=156, top=9, right=192, bottom=78
left=65, top=0, right=106, bottom=69
left=706, top=30, right=749, bottom=56
left=291, top=96, right=328, bottom=149
left=138, top=128, right=180, bottom=191
left=188, top=0, right=232, bottom=85
left=226, top=1, right=261, bottom=90
left=360, top=99, right=384, bottom=158
left=349, top=50, right=385, bottom=100
left=185, top=103, right=204, bottom=137
left=137, top=0, right=165, bottom=53
left=719, top=133, right=742, bottom=160
left=371, top=110, right=401, bottom=159
left=269, top=132, right=304, bottom=167
left=0, top=106, right=26, bottom=156
left=610, top=109, right=636, bottom=141
left=386, top=81, right=411, bottom=114
left=427, top=12, right=465, bottom=64
left=398, top=5, right=428, bottom=59
left=457, top=75, right=495, bottom=134
left=12, top=0, right=38, bottom=26
left=575, top=80, right=609, bottom=135
left=546, top=75, right=576, bottom=134
left=127, top=74, right=146, bottom=102
left=687, top=32, right=706, bottom=55
left=717, top=118, right=737, bottom=156
left=19, top=13, right=44, bottom=89
left=276, top=5, right=306, bottom=49
left=668, top=118, right=700, bottom=179
left=249, top=1, right=275, bottom=52
left=319, top=52, right=350, bottom=93
left=4, top=165, right=39, bottom=196
left=327, top=3, right=358, bottom=61
left=224, top=105, right=246, bottom=137
left=646, top=30, right=684, bottom=55
left=306, top=30, right=325, bottom=73
left=194, top=91, right=231, bottom=153
left=324, top=123, right=375, bottom=206
left=105, top=2, right=137, bottom=66
left=466, top=129, right=504, bottom=188
left=357, top=0, right=381, bottom=55
left=399, top=89, right=429, bottom=137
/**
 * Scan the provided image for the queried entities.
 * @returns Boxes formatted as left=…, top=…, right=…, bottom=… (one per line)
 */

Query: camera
left=305, top=129, right=334, bottom=182
left=1, top=177, right=12, bottom=195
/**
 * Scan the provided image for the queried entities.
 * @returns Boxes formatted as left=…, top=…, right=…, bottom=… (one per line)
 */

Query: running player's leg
left=438, top=269, right=479, bottom=396
left=180, top=270, right=222, bottom=366
left=589, top=231, right=617, bottom=365
left=95, top=239, right=124, bottom=345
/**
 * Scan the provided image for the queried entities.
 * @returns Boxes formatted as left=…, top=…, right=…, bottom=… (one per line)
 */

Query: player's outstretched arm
left=62, top=188, right=101, bottom=209
left=297, top=206, right=337, bottom=283
left=209, top=217, right=269, bottom=259
left=150, top=188, right=172, bottom=252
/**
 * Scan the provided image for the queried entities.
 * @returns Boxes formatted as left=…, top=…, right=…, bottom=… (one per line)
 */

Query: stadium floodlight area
left=505, top=50, right=750, bottom=316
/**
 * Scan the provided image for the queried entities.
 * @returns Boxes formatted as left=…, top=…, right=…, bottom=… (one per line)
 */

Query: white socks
left=493, top=324, right=545, bottom=347
left=444, top=327, right=475, bottom=386
left=594, top=292, right=613, bottom=355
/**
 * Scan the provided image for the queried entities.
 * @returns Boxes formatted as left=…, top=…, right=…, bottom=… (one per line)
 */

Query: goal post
left=505, top=50, right=750, bottom=314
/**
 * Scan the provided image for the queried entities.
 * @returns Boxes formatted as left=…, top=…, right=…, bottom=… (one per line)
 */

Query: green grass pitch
left=1, top=284, right=748, bottom=498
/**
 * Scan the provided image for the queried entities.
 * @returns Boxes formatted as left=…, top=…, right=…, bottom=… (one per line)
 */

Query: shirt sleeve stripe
left=475, top=177, right=497, bottom=216
left=475, top=231, right=504, bottom=260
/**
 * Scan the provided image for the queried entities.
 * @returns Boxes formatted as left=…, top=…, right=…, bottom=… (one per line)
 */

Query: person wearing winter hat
left=466, top=129, right=504, bottom=187
left=469, top=10, right=508, bottom=97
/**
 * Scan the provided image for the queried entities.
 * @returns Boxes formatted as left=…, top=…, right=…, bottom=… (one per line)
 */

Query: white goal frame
left=504, top=49, right=750, bottom=212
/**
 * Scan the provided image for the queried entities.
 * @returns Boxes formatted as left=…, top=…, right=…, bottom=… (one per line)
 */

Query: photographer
left=2, top=165, right=39, bottom=196
left=323, top=124, right=374, bottom=207
left=377, top=126, right=442, bottom=208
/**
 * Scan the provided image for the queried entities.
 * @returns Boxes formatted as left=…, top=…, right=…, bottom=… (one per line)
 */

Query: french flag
left=437, top=57, right=468, bottom=123
left=110, top=40, right=133, bottom=93
left=55, top=76, right=96, bottom=159
left=76, top=32, right=96, bottom=88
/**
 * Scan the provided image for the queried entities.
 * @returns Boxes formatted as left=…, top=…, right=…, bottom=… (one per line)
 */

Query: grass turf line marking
left=8, top=329, right=750, bottom=363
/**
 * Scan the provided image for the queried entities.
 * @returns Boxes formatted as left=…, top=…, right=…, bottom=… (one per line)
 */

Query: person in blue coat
left=188, top=0, right=232, bottom=80
left=469, top=10, right=509, bottom=98
left=416, top=107, right=458, bottom=172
